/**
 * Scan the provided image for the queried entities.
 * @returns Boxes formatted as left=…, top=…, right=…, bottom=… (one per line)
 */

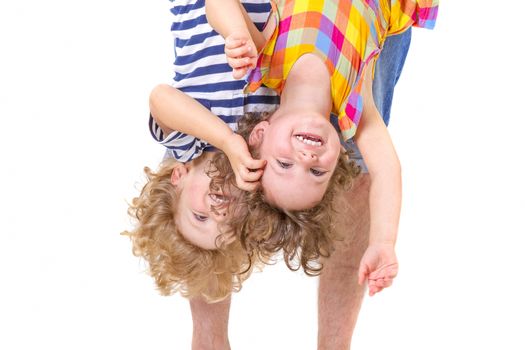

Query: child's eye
left=193, top=213, right=208, bottom=222
left=310, top=168, right=327, bottom=177
left=277, top=160, right=292, bottom=169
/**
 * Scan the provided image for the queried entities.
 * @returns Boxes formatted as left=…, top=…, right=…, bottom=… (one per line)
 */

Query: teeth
left=295, top=135, right=322, bottom=146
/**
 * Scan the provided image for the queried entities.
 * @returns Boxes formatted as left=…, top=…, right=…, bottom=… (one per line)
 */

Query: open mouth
left=294, top=133, right=324, bottom=146
left=209, top=192, right=230, bottom=204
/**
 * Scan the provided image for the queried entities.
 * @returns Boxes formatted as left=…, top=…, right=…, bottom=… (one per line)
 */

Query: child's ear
left=248, top=121, right=269, bottom=147
left=171, top=164, right=189, bottom=186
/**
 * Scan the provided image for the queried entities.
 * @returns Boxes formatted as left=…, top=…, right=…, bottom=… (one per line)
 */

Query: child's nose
left=298, top=150, right=318, bottom=164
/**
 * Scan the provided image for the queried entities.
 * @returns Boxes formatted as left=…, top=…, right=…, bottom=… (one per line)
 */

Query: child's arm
left=353, top=63, right=401, bottom=296
left=149, top=84, right=265, bottom=191
left=205, top=0, right=265, bottom=78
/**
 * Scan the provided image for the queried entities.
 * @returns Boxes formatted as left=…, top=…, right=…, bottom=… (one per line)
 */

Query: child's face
left=172, top=159, right=229, bottom=249
left=250, top=111, right=341, bottom=210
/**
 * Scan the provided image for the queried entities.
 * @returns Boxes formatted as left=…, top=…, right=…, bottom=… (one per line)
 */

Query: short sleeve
left=148, top=114, right=211, bottom=163
left=388, top=0, right=439, bottom=35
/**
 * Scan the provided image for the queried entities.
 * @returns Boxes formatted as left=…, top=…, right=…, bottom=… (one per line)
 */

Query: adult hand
left=224, top=31, right=258, bottom=79
left=223, top=133, right=266, bottom=191
left=358, top=242, right=398, bottom=296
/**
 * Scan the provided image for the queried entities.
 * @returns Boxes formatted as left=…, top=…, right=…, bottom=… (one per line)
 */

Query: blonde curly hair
left=210, top=112, right=361, bottom=276
left=123, top=157, right=254, bottom=303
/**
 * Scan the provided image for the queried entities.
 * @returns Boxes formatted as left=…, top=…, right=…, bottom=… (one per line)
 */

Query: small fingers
left=383, top=279, right=393, bottom=289
left=368, top=263, right=398, bottom=281
left=227, top=57, right=250, bottom=79
left=369, top=285, right=383, bottom=296
left=246, top=56, right=257, bottom=69
left=225, top=44, right=253, bottom=59
left=235, top=169, right=261, bottom=191
left=236, top=179, right=259, bottom=192
left=227, top=56, right=253, bottom=69
left=369, top=278, right=393, bottom=289
left=245, top=158, right=266, bottom=171
left=232, top=67, right=248, bottom=79
left=225, top=37, right=247, bottom=50
left=367, top=277, right=393, bottom=296
left=240, top=168, right=264, bottom=183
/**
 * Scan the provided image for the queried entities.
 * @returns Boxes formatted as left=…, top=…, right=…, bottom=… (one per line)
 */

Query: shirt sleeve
left=388, top=0, right=439, bottom=35
left=148, top=114, right=210, bottom=163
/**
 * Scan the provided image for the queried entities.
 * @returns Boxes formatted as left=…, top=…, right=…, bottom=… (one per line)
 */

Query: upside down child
left=124, top=0, right=279, bottom=302
left=205, top=0, right=438, bottom=287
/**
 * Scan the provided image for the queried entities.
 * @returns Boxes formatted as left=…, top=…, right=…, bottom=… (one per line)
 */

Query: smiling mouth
left=209, top=192, right=230, bottom=204
left=294, top=133, right=324, bottom=146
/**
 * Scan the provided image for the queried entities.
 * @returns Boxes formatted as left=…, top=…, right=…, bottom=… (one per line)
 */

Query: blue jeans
left=344, top=28, right=412, bottom=172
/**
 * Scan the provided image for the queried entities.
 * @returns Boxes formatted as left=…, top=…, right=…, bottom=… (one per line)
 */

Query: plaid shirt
left=247, top=0, right=438, bottom=140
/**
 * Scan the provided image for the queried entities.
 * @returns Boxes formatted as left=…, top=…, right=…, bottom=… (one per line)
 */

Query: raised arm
left=150, top=84, right=237, bottom=152
left=149, top=84, right=265, bottom=190
left=353, top=63, right=401, bottom=296
left=205, top=0, right=265, bottom=49
left=205, top=0, right=266, bottom=78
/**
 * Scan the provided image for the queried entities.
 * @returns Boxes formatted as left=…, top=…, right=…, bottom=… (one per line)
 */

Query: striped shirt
left=149, top=0, right=280, bottom=163
left=247, top=0, right=438, bottom=141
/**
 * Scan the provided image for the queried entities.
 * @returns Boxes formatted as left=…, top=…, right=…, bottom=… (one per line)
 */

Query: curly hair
left=209, top=112, right=361, bottom=276
left=122, top=158, right=254, bottom=303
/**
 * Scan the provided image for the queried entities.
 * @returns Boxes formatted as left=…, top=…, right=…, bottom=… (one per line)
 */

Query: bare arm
left=149, top=84, right=265, bottom=190
left=206, top=0, right=265, bottom=78
left=354, top=63, right=402, bottom=246
left=354, top=62, right=401, bottom=295
left=150, top=84, right=236, bottom=152
left=205, top=0, right=265, bottom=49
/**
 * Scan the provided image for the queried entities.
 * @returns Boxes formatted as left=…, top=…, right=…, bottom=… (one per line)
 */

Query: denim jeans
left=344, top=28, right=412, bottom=172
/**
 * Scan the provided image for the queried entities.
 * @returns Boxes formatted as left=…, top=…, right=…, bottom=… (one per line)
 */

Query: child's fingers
left=227, top=56, right=253, bottom=69
left=381, top=279, right=393, bottom=289
left=236, top=179, right=259, bottom=192
left=245, top=158, right=266, bottom=171
left=368, top=263, right=398, bottom=281
left=246, top=57, right=257, bottom=70
left=369, top=278, right=393, bottom=289
left=232, top=67, right=248, bottom=79
left=369, top=285, right=383, bottom=296
left=241, top=168, right=263, bottom=182
left=367, top=277, right=394, bottom=296
left=227, top=59, right=250, bottom=79
left=368, top=285, right=377, bottom=296
left=369, top=280, right=387, bottom=295
left=225, top=36, right=247, bottom=49
left=225, top=45, right=253, bottom=59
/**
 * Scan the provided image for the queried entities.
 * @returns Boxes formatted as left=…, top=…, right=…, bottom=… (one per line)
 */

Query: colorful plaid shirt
left=247, top=0, right=439, bottom=140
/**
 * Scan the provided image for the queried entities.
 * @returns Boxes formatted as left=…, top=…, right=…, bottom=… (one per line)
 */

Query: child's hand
left=358, top=242, right=398, bottom=296
left=224, top=31, right=258, bottom=79
left=223, top=133, right=266, bottom=191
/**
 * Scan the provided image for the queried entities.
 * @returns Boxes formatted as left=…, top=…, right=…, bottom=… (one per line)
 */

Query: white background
left=1, top=1, right=524, bottom=349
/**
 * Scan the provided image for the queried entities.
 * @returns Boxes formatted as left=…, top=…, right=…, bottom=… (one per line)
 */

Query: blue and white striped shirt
left=149, top=0, right=279, bottom=162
